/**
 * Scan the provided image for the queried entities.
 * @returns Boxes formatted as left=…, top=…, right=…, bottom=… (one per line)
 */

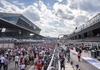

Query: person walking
left=0, top=55, right=1, bottom=69
left=0, top=55, right=5, bottom=70
left=4, top=57, right=9, bottom=70
left=60, top=57, right=65, bottom=70
left=20, top=56, right=24, bottom=65
left=67, top=52, right=70, bottom=62
left=20, top=63, right=25, bottom=70
left=36, top=60, right=42, bottom=70
left=77, top=52, right=81, bottom=61
left=15, top=55, right=19, bottom=68
left=76, top=64, right=80, bottom=70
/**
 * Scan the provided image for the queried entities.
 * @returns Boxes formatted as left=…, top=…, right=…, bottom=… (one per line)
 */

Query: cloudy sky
left=0, top=0, right=100, bottom=37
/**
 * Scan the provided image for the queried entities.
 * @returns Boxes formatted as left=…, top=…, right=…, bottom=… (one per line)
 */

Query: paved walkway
left=1, top=59, right=32, bottom=70
left=61, top=45, right=74, bottom=70
left=70, top=49, right=100, bottom=70
left=28, top=66, right=35, bottom=70
left=64, top=55, right=74, bottom=70
left=65, top=62, right=74, bottom=70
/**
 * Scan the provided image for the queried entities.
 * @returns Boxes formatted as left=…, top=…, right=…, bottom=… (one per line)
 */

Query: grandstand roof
left=0, top=13, right=44, bottom=39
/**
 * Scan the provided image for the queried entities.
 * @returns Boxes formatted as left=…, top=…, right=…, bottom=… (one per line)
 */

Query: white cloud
left=53, top=2, right=74, bottom=20
left=57, top=0, right=63, bottom=2
left=0, top=7, right=4, bottom=12
left=68, top=0, right=100, bottom=13
left=0, top=0, right=23, bottom=13
left=23, top=5, right=40, bottom=21
left=39, top=1, right=47, bottom=12
left=34, top=3, right=38, bottom=8
left=13, top=0, right=25, bottom=8
left=79, top=0, right=100, bottom=12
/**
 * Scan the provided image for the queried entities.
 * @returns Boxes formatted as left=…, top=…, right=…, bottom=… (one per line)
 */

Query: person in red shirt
left=36, top=60, right=42, bottom=70
left=77, top=52, right=81, bottom=61
left=20, top=56, right=24, bottom=64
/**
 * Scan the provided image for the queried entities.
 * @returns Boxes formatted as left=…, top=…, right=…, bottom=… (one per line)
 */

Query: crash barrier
left=47, top=47, right=55, bottom=70
left=47, top=46, right=60, bottom=70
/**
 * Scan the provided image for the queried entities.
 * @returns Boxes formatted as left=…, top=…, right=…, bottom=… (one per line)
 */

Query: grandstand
left=65, top=13, right=100, bottom=42
left=0, top=13, right=45, bottom=40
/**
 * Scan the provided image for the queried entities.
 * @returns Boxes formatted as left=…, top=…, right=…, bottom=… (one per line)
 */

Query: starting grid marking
left=71, top=50, right=100, bottom=69
left=83, top=57, right=100, bottom=69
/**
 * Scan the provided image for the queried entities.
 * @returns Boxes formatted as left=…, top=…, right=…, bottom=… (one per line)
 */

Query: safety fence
left=47, top=46, right=60, bottom=70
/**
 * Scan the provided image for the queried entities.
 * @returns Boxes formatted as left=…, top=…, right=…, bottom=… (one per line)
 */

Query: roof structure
left=0, top=12, right=44, bottom=39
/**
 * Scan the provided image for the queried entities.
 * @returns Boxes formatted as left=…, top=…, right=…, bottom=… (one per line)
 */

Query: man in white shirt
left=15, top=55, right=19, bottom=68
left=0, top=55, right=5, bottom=70
left=20, top=63, right=25, bottom=70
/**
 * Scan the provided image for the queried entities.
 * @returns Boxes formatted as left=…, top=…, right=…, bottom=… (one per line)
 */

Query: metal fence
left=47, top=46, right=61, bottom=70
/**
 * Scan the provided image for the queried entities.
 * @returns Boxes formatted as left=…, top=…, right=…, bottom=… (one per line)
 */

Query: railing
left=58, top=47, right=61, bottom=70
left=74, top=13, right=100, bottom=33
left=47, top=47, right=55, bottom=70
left=47, top=46, right=61, bottom=70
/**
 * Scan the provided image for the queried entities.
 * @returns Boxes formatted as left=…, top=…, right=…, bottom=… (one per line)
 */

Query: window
left=17, top=18, right=34, bottom=31
left=0, top=16, right=19, bottom=24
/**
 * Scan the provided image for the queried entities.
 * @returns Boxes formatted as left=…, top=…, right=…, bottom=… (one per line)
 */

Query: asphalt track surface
left=70, top=52, right=100, bottom=70
left=1, top=60, right=32, bottom=70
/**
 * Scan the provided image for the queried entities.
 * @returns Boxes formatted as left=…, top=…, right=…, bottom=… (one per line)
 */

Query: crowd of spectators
left=0, top=41, right=57, bottom=70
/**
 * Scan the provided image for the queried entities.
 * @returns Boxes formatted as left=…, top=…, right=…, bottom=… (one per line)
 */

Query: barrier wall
left=0, top=43, right=14, bottom=48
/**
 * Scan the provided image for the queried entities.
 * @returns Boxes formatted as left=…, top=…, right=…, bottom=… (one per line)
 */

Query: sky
left=0, top=0, right=100, bottom=37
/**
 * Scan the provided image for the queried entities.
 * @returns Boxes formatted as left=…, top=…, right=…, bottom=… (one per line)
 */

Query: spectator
left=60, top=57, right=65, bottom=70
left=20, top=63, right=25, bottom=70
left=0, top=55, right=5, bottom=70
left=15, top=55, right=19, bottom=67
left=20, top=56, right=24, bottom=65
left=4, top=57, right=9, bottom=70
left=77, top=52, right=81, bottom=61
left=67, top=53, right=70, bottom=62
left=76, top=64, right=80, bottom=70
left=36, top=60, right=42, bottom=70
